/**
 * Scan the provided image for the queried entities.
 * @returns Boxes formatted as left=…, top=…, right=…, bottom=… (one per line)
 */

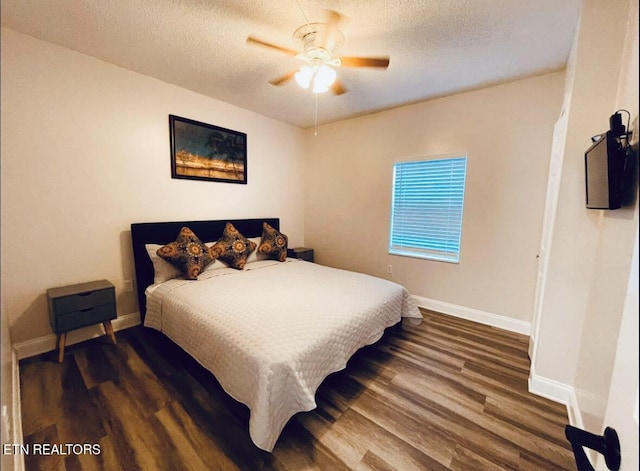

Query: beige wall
left=599, top=4, right=640, bottom=468
left=574, top=0, right=639, bottom=436
left=0, top=28, right=306, bottom=343
left=534, top=0, right=639, bottom=437
left=304, top=73, right=565, bottom=324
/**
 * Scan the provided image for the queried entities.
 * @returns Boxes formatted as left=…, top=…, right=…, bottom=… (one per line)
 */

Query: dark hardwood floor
left=19, top=309, right=576, bottom=470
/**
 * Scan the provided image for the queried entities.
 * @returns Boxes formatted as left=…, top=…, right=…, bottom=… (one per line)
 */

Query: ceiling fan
left=246, top=9, right=390, bottom=95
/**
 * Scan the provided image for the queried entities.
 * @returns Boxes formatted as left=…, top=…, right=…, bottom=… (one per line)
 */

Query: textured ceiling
left=1, top=0, right=580, bottom=128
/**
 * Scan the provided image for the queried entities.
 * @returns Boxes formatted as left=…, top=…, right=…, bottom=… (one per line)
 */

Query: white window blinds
left=389, top=156, right=467, bottom=263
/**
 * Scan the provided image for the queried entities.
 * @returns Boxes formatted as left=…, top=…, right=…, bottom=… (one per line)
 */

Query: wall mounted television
left=584, top=130, right=625, bottom=210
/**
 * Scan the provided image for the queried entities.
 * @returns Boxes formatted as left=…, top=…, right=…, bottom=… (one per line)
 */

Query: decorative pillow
left=209, top=223, right=257, bottom=270
left=257, top=222, right=288, bottom=262
left=145, top=244, right=183, bottom=284
left=156, top=227, right=213, bottom=280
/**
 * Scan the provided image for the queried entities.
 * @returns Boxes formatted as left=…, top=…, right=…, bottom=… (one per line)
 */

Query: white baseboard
left=11, top=347, right=25, bottom=471
left=412, top=295, right=531, bottom=335
left=14, top=312, right=141, bottom=360
left=528, top=367, right=585, bottom=461
left=528, top=369, right=580, bottom=419
left=412, top=295, right=578, bottom=423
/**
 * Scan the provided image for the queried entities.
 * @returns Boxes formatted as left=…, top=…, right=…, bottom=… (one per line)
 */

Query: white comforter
left=144, top=259, right=422, bottom=451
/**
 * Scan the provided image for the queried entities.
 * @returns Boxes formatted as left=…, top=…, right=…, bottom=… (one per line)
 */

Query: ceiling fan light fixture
left=294, top=66, right=314, bottom=89
left=312, top=64, right=336, bottom=93
left=294, top=63, right=336, bottom=93
left=248, top=9, right=389, bottom=97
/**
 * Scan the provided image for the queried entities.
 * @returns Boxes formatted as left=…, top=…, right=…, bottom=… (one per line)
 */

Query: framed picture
left=169, top=114, right=247, bottom=184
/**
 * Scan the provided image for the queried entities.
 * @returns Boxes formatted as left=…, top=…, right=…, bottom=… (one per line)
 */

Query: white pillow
left=201, top=256, right=225, bottom=272
left=246, top=237, right=267, bottom=264
left=145, top=244, right=182, bottom=284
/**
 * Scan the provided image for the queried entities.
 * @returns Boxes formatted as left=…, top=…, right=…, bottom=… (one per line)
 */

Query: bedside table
left=47, top=279, right=117, bottom=363
left=287, top=247, right=314, bottom=262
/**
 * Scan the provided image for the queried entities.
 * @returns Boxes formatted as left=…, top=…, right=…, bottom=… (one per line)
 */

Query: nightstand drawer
left=52, top=288, right=115, bottom=314
left=55, top=304, right=116, bottom=332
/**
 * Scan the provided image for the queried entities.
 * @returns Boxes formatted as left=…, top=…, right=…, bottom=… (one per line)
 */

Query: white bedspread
left=144, top=259, right=422, bottom=451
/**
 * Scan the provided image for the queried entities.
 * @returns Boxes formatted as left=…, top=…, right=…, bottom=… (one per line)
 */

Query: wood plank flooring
left=19, top=309, right=576, bottom=470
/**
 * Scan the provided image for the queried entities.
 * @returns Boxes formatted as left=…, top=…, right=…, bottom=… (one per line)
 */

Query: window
left=389, top=156, right=467, bottom=263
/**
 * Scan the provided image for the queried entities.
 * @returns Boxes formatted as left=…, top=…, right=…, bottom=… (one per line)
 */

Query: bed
left=130, top=218, right=422, bottom=451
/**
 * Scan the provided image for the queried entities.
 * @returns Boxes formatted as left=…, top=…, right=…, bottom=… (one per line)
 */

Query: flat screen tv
left=585, top=130, right=625, bottom=209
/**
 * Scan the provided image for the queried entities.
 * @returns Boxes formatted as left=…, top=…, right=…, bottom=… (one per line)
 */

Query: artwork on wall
left=169, top=114, right=247, bottom=184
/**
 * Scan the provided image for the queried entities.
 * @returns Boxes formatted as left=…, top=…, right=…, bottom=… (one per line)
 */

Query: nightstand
left=287, top=247, right=314, bottom=262
left=47, top=279, right=117, bottom=363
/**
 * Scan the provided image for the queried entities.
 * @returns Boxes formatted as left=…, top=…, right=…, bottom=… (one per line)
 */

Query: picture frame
left=169, top=114, right=247, bottom=184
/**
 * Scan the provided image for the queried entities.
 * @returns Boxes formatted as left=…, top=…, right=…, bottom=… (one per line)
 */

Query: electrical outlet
left=124, top=279, right=134, bottom=292
left=386, top=265, right=393, bottom=274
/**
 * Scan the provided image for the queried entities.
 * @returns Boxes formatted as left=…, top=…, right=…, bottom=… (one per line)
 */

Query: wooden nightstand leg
left=103, top=320, right=117, bottom=344
left=57, top=332, right=67, bottom=363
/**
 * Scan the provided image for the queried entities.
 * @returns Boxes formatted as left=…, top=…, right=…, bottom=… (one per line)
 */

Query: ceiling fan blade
left=246, top=36, right=298, bottom=56
left=331, top=80, right=347, bottom=95
left=269, top=70, right=297, bottom=86
left=317, top=9, right=343, bottom=50
left=339, top=56, right=390, bottom=69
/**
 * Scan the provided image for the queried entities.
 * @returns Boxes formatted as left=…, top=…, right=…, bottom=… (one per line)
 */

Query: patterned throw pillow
left=210, top=222, right=257, bottom=270
left=156, top=227, right=213, bottom=280
left=146, top=244, right=182, bottom=284
left=257, top=222, right=288, bottom=262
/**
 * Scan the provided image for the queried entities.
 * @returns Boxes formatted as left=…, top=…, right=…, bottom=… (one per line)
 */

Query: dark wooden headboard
left=131, top=218, right=279, bottom=321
